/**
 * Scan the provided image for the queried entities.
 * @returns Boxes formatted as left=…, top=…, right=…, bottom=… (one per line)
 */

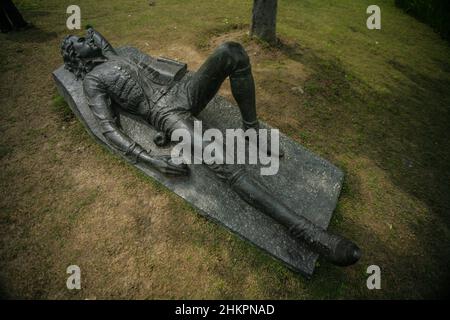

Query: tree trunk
left=1, top=0, right=28, bottom=31
left=250, top=0, right=278, bottom=44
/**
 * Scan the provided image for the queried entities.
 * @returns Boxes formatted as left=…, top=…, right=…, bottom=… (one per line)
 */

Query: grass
left=0, top=0, right=449, bottom=299
left=51, top=95, right=75, bottom=122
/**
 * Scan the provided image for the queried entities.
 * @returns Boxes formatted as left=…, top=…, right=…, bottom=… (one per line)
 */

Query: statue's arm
left=83, top=76, right=188, bottom=176
left=83, top=77, right=145, bottom=160
left=87, top=27, right=117, bottom=56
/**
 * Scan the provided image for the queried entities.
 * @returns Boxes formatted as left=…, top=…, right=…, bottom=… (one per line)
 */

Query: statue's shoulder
left=87, top=59, right=120, bottom=77
left=83, top=61, right=116, bottom=88
left=84, top=64, right=106, bottom=80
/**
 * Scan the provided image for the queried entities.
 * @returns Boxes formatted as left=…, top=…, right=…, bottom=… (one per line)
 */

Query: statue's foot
left=243, top=121, right=285, bottom=158
left=251, top=136, right=285, bottom=158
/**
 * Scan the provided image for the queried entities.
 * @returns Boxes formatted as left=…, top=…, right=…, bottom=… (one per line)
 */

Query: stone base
left=52, top=47, right=344, bottom=277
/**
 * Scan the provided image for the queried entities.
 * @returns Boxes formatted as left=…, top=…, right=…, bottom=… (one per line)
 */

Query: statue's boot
left=229, top=170, right=361, bottom=266
left=228, top=68, right=284, bottom=158
left=186, top=41, right=285, bottom=158
left=243, top=119, right=285, bottom=158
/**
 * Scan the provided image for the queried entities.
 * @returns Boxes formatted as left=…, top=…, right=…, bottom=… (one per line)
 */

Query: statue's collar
left=88, top=56, right=108, bottom=64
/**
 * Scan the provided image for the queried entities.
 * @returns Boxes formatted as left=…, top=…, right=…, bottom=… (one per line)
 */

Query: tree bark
left=250, top=0, right=278, bottom=44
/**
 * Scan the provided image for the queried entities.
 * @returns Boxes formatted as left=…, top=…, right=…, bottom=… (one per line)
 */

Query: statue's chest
left=104, top=65, right=146, bottom=111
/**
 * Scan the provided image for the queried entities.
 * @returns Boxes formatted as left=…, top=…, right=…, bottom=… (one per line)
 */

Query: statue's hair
left=60, top=35, right=96, bottom=80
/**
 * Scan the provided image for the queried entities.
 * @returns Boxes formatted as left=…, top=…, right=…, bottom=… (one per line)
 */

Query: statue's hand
left=147, top=155, right=189, bottom=176
left=86, top=27, right=95, bottom=38
left=86, top=27, right=100, bottom=45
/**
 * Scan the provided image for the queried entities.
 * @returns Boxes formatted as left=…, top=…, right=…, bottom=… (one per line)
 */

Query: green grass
left=52, top=95, right=74, bottom=122
left=0, top=0, right=449, bottom=299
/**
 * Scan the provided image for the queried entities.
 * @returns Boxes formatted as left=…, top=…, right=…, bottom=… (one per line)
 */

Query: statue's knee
left=217, top=41, right=249, bottom=68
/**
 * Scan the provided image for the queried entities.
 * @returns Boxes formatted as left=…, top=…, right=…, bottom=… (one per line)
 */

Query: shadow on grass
left=4, top=25, right=57, bottom=44
left=0, top=281, right=11, bottom=299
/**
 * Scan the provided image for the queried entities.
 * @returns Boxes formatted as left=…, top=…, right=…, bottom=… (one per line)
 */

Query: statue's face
left=67, top=35, right=102, bottom=59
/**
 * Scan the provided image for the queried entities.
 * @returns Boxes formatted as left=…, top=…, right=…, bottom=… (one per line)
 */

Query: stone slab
left=52, top=48, right=344, bottom=277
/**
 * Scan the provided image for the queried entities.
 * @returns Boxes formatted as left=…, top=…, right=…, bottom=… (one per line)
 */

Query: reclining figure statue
left=60, top=28, right=361, bottom=266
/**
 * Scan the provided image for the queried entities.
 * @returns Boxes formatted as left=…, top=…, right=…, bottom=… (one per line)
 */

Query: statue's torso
left=88, top=57, right=155, bottom=111
left=84, top=54, right=192, bottom=131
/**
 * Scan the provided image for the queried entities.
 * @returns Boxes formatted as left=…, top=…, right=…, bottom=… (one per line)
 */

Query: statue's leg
left=188, top=41, right=257, bottom=128
left=168, top=117, right=361, bottom=266
left=188, top=41, right=283, bottom=157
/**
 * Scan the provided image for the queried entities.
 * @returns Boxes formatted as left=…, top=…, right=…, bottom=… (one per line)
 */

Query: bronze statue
left=60, top=28, right=361, bottom=266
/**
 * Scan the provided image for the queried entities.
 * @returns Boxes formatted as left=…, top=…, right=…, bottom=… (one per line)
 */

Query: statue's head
left=61, top=32, right=103, bottom=79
